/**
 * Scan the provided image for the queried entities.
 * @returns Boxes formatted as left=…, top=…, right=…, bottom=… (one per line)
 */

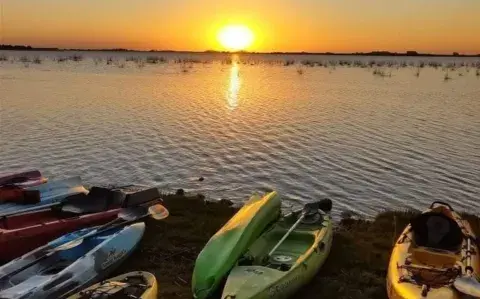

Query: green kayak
left=221, top=200, right=333, bottom=299
left=192, top=191, right=282, bottom=299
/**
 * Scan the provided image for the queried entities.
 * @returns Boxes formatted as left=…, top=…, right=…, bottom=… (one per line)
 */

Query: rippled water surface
left=1, top=51, right=479, bottom=216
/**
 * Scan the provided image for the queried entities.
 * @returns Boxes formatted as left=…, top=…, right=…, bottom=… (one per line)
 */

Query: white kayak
left=0, top=222, right=145, bottom=299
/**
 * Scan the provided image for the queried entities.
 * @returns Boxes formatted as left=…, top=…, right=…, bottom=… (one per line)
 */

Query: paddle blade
left=454, top=276, right=480, bottom=297
left=119, top=205, right=150, bottom=221
left=148, top=204, right=169, bottom=220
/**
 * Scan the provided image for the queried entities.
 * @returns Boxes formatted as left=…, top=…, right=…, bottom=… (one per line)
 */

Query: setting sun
left=217, top=25, right=254, bottom=51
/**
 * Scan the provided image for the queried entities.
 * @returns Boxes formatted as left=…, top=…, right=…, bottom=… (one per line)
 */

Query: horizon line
left=1, top=44, right=479, bottom=57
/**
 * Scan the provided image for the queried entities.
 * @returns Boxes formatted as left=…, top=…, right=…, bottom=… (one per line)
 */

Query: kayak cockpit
left=222, top=202, right=333, bottom=299
left=239, top=210, right=327, bottom=272
left=240, top=230, right=316, bottom=272
left=1, top=227, right=117, bottom=290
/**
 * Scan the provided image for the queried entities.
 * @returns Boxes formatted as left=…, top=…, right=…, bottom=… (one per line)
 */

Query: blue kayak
left=0, top=177, right=88, bottom=217
left=0, top=222, right=145, bottom=299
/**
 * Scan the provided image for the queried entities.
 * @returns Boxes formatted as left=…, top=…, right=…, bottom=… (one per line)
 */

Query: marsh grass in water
left=146, top=56, right=167, bottom=64
left=68, top=54, right=83, bottom=62
left=19, top=56, right=30, bottom=63
left=444, top=71, right=452, bottom=81
left=56, top=56, right=68, bottom=63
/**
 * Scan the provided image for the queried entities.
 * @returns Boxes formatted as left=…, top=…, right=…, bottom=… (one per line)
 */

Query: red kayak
left=0, top=170, right=48, bottom=188
left=0, top=170, right=48, bottom=204
left=0, top=186, right=161, bottom=262
left=0, top=207, right=119, bottom=261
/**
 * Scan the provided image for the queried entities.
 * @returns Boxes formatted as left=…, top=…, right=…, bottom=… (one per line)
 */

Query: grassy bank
left=117, top=194, right=480, bottom=299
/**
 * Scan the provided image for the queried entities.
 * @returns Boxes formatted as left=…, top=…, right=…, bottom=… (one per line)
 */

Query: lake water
left=1, top=51, right=479, bottom=217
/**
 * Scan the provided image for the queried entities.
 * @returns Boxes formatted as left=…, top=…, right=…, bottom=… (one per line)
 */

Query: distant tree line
left=0, top=44, right=59, bottom=51
left=1, top=44, right=479, bottom=57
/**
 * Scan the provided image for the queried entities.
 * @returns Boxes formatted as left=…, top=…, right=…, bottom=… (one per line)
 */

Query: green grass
left=116, top=195, right=479, bottom=299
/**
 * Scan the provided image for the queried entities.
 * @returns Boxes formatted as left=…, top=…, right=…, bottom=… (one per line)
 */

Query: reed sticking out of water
left=373, top=68, right=391, bottom=77
left=32, top=57, right=42, bottom=64
left=56, top=56, right=67, bottom=63
left=284, top=60, right=295, bottom=66
left=428, top=61, right=440, bottom=69
left=146, top=56, right=166, bottom=64
left=476, top=69, right=480, bottom=77
left=0, top=54, right=7, bottom=61
left=297, top=67, right=304, bottom=75
left=68, top=54, right=83, bottom=62
left=180, top=63, right=190, bottom=73
left=414, top=67, right=420, bottom=77
left=19, top=56, right=30, bottom=63
left=106, top=57, right=114, bottom=65
left=126, top=56, right=142, bottom=63
left=444, top=71, right=452, bottom=81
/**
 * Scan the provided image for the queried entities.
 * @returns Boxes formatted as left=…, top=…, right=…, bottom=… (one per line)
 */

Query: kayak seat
left=409, top=246, right=459, bottom=268
left=40, top=259, right=71, bottom=275
left=122, top=188, right=161, bottom=208
left=61, top=187, right=124, bottom=215
left=245, top=229, right=314, bottom=271
left=410, top=212, right=463, bottom=252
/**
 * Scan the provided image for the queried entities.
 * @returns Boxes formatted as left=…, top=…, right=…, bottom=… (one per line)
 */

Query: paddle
left=267, top=200, right=330, bottom=258
left=0, top=204, right=169, bottom=282
left=453, top=237, right=480, bottom=297
left=56, top=204, right=168, bottom=250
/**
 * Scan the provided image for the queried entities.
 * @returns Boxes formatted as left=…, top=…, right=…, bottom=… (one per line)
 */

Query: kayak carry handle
left=430, top=201, right=454, bottom=211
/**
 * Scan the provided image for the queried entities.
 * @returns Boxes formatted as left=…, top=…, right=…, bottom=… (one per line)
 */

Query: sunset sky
left=2, top=0, right=479, bottom=54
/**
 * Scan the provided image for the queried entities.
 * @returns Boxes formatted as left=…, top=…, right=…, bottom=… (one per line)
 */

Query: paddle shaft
left=268, top=211, right=307, bottom=258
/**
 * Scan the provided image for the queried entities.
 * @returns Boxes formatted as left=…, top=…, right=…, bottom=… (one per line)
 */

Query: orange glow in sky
left=1, top=0, right=479, bottom=54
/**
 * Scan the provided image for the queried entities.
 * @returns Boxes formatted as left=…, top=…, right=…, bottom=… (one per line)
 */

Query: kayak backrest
left=61, top=187, right=125, bottom=214
left=411, top=211, right=463, bottom=251
left=122, top=188, right=161, bottom=208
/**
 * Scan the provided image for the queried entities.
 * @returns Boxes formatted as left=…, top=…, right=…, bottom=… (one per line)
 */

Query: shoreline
left=116, top=193, right=480, bottom=299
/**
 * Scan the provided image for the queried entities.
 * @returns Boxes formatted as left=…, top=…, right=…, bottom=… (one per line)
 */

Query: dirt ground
left=116, top=194, right=480, bottom=299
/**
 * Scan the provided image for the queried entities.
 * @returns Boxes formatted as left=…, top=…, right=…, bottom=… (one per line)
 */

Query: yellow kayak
left=68, top=271, right=157, bottom=299
left=387, top=201, right=479, bottom=299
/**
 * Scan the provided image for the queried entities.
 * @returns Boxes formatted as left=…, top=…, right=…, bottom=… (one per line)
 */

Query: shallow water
left=1, top=51, right=479, bottom=217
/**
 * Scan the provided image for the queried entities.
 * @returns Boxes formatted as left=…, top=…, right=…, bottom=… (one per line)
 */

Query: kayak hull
left=192, top=191, right=281, bottom=299
left=0, top=222, right=145, bottom=299
left=68, top=271, right=158, bottom=299
left=0, top=208, right=120, bottom=262
left=221, top=209, right=333, bottom=299
left=387, top=203, right=480, bottom=299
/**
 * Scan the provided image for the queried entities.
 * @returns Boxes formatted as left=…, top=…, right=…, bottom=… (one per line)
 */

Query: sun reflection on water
left=226, top=61, right=241, bottom=110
